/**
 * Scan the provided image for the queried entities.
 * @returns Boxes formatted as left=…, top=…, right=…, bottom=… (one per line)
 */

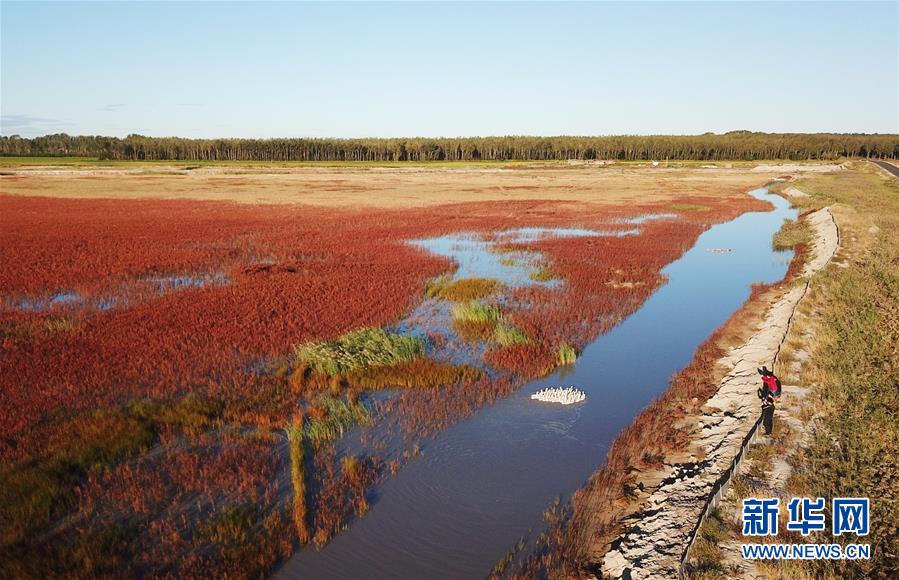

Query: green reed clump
left=451, top=301, right=504, bottom=343
left=285, top=415, right=310, bottom=544
left=557, top=343, right=577, bottom=365
left=494, top=323, right=531, bottom=346
left=294, top=327, right=425, bottom=375
left=450, top=301, right=502, bottom=324
left=303, top=394, right=370, bottom=446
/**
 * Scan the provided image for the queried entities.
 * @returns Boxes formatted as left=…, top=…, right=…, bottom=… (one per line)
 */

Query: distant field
left=0, top=155, right=845, bottom=169
left=0, top=162, right=799, bottom=208
left=0, top=156, right=547, bottom=168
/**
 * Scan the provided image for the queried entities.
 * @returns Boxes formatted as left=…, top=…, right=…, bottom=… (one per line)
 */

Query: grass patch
left=285, top=416, right=310, bottom=544
left=0, top=156, right=102, bottom=166
left=43, top=316, right=79, bottom=333
left=1, top=316, right=81, bottom=342
left=529, top=266, right=557, bottom=282
left=451, top=301, right=505, bottom=343
left=348, top=357, right=481, bottom=389
left=303, top=394, right=370, bottom=446
left=0, top=394, right=230, bottom=550
left=0, top=520, right=139, bottom=578
left=128, top=393, right=223, bottom=435
left=684, top=508, right=728, bottom=577
left=557, top=343, right=578, bottom=366
left=0, top=408, right=155, bottom=546
left=198, top=504, right=259, bottom=545
left=783, top=163, right=899, bottom=577
left=425, top=275, right=451, bottom=299
left=772, top=217, right=810, bottom=251
left=427, top=277, right=502, bottom=302
left=745, top=440, right=775, bottom=480
left=44, top=409, right=154, bottom=475
left=494, top=323, right=531, bottom=346
left=0, top=466, right=73, bottom=547
left=728, top=474, right=755, bottom=502
left=490, top=536, right=527, bottom=579
left=671, top=203, right=711, bottom=212
left=294, top=327, right=425, bottom=375
left=450, top=301, right=503, bottom=323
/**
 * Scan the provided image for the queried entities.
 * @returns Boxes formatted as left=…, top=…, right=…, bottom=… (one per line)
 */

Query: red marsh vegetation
left=0, top=190, right=767, bottom=576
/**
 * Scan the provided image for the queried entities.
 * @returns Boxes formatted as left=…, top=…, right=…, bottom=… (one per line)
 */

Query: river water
left=277, top=188, right=796, bottom=579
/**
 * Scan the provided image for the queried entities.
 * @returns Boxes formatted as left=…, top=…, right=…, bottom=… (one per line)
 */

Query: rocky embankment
left=600, top=200, right=839, bottom=579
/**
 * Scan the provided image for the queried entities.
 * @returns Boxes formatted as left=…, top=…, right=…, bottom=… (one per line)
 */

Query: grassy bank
left=770, top=163, right=899, bottom=577
left=683, top=162, right=898, bottom=578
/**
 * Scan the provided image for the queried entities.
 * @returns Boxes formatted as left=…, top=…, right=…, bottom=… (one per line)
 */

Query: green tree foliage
left=2, top=131, right=897, bottom=161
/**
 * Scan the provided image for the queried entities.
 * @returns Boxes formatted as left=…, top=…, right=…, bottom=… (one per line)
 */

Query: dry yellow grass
left=0, top=165, right=789, bottom=208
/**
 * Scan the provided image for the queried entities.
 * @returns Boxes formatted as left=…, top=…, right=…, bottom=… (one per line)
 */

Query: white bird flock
left=530, top=386, right=586, bottom=405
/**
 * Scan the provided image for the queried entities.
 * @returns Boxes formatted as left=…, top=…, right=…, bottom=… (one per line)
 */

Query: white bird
left=531, top=386, right=586, bottom=405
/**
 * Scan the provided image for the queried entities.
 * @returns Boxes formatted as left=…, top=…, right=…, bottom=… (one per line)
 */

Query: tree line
left=1, top=131, right=897, bottom=161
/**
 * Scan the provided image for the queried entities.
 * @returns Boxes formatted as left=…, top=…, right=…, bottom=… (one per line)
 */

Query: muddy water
left=278, top=189, right=796, bottom=579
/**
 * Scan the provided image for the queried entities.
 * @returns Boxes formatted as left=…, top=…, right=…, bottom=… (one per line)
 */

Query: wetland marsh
left=0, top=165, right=800, bottom=578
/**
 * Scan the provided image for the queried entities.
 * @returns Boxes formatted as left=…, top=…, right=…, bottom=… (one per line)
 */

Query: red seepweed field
left=0, top=174, right=769, bottom=577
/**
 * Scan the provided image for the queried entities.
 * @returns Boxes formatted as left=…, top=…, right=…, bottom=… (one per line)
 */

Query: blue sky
left=2, top=1, right=897, bottom=138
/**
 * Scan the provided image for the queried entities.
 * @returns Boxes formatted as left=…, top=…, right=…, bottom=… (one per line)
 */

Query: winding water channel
left=278, top=188, right=796, bottom=579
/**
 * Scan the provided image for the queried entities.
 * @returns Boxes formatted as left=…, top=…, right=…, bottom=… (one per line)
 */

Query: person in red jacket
left=756, top=366, right=781, bottom=435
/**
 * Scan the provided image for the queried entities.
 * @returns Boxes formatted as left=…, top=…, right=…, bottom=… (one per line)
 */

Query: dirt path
left=600, top=201, right=839, bottom=579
